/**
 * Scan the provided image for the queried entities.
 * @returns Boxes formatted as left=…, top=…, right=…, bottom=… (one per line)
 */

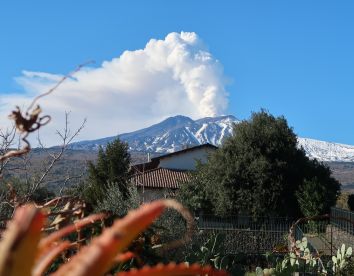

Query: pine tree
left=83, top=138, right=131, bottom=208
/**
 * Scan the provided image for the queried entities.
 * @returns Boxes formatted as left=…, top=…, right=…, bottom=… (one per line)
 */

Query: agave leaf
left=116, top=263, right=228, bottom=276
left=332, top=256, right=337, bottom=264
left=346, top=247, right=352, bottom=257
left=52, top=200, right=167, bottom=276
left=113, top=251, right=136, bottom=263
left=38, top=213, right=105, bottom=255
left=33, top=241, right=72, bottom=276
left=0, top=205, right=45, bottom=276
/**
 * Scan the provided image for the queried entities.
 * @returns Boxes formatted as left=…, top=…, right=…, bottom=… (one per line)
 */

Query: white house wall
left=136, top=187, right=176, bottom=203
left=158, top=147, right=214, bottom=170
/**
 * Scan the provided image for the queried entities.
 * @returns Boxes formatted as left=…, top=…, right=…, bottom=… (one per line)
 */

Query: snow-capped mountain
left=69, top=115, right=354, bottom=162
left=69, top=115, right=238, bottom=153
left=297, top=137, right=354, bottom=162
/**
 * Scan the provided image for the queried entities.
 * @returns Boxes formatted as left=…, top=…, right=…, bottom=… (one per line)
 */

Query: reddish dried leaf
left=33, top=241, right=72, bottom=276
left=38, top=213, right=105, bottom=255
left=114, top=251, right=136, bottom=263
left=116, top=263, right=229, bottom=276
left=52, top=200, right=166, bottom=276
left=0, top=205, right=45, bottom=276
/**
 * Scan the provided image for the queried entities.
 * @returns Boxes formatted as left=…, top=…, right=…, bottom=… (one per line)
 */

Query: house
left=131, top=143, right=217, bottom=202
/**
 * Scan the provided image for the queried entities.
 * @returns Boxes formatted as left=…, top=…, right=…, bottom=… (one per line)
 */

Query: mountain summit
left=70, top=115, right=238, bottom=153
left=69, top=115, right=354, bottom=162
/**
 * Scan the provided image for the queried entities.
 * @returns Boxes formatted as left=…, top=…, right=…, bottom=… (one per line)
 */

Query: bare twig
left=0, top=126, right=16, bottom=176
left=58, top=172, right=85, bottom=196
left=0, top=61, right=92, bottom=165
left=28, top=113, right=86, bottom=196
left=26, top=60, right=94, bottom=113
left=0, top=62, right=90, bottom=228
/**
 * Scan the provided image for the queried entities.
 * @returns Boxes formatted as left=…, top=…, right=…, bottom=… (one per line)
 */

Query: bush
left=179, top=110, right=340, bottom=218
left=94, top=182, right=139, bottom=217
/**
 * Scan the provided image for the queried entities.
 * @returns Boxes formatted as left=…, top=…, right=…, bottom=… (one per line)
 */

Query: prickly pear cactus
left=332, top=244, right=352, bottom=273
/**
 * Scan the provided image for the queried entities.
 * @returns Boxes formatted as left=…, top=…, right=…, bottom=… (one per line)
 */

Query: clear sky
left=0, top=1, right=353, bottom=145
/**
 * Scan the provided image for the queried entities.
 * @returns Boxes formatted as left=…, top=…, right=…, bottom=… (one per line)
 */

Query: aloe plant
left=0, top=200, right=227, bottom=276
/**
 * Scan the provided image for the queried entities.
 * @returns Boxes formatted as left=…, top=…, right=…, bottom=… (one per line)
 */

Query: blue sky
left=1, top=1, right=354, bottom=145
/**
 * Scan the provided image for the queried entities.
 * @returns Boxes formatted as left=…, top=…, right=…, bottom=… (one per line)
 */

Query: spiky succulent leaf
left=0, top=205, right=45, bottom=276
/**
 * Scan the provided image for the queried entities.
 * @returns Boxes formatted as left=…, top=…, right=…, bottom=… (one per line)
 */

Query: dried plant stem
left=26, top=61, right=94, bottom=113
left=152, top=199, right=196, bottom=251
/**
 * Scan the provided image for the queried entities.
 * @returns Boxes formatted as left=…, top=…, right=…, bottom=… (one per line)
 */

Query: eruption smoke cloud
left=0, top=32, right=229, bottom=145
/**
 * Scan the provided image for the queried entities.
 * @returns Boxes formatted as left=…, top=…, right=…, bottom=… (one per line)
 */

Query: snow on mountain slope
left=69, top=115, right=354, bottom=162
left=297, top=137, right=354, bottom=162
left=69, top=115, right=238, bottom=153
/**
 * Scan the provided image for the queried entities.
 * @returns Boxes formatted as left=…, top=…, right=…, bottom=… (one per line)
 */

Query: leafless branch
left=57, top=172, right=85, bottom=196
left=0, top=61, right=92, bottom=167
left=0, top=126, right=16, bottom=176
left=0, top=62, right=90, bottom=227
left=26, top=60, right=94, bottom=113
left=28, top=112, right=86, bottom=196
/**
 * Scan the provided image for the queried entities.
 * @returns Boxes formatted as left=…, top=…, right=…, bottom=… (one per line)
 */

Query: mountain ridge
left=68, top=115, right=354, bottom=162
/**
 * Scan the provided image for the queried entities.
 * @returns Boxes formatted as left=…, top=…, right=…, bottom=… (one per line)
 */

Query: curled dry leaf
left=0, top=105, right=51, bottom=162
left=9, top=105, right=50, bottom=135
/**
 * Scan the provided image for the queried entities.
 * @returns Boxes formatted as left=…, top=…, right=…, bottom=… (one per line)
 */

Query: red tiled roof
left=131, top=168, right=190, bottom=189
left=131, top=159, right=159, bottom=173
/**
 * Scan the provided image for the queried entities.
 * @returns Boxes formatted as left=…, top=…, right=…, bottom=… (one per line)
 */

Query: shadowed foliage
left=179, top=110, right=340, bottom=218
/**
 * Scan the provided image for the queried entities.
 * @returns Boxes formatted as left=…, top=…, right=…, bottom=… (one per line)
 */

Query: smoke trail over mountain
left=0, top=32, right=229, bottom=145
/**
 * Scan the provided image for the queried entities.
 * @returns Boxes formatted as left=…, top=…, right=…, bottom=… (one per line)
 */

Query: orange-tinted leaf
left=52, top=200, right=166, bottom=276
left=114, top=251, right=136, bottom=263
left=33, top=241, right=72, bottom=276
left=116, top=263, right=229, bottom=276
left=38, top=213, right=105, bottom=255
left=0, top=204, right=45, bottom=276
